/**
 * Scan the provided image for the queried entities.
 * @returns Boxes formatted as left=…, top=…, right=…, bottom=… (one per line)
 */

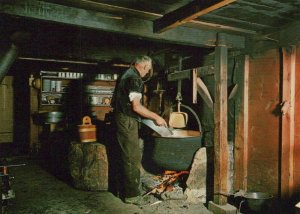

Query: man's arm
left=131, top=97, right=167, bottom=126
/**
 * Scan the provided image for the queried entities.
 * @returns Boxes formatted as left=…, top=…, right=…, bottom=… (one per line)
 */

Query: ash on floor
left=4, top=157, right=212, bottom=214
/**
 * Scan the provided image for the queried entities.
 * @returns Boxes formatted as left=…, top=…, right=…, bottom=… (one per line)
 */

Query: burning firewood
left=164, top=170, right=177, bottom=175
left=143, top=171, right=189, bottom=197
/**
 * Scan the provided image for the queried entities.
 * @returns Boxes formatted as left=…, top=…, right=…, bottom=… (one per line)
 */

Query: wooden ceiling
left=0, top=0, right=299, bottom=65
left=43, top=0, right=300, bottom=37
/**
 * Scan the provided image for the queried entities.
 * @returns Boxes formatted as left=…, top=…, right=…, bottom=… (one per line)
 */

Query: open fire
left=143, top=170, right=189, bottom=198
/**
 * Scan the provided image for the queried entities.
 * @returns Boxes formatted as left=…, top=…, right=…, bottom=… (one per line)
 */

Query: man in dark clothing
left=113, top=56, right=167, bottom=204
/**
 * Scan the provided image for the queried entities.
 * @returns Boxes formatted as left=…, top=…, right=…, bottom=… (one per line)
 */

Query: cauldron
left=147, top=104, right=202, bottom=171
left=151, top=129, right=202, bottom=170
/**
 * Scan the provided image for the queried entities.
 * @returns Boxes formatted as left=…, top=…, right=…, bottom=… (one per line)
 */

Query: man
left=113, top=55, right=167, bottom=204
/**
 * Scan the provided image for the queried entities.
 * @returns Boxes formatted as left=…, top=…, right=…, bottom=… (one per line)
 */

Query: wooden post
left=281, top=46, right=296, bottom=199
left=233, top=56, right=249, bottom=191
left=242, top=55, right=249, bottom=191
left=29, top=81, right=40, bottom=151
left=192, top=68, right=197, bottom=104
left=213, top=35, right=229, bottom=205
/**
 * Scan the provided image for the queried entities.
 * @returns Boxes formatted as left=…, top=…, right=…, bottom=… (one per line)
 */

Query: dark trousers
left=115, top=112, right=141, bottom=198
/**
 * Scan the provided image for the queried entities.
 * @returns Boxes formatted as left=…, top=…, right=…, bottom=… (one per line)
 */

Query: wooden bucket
left=78, top=116, right=97, bottom=143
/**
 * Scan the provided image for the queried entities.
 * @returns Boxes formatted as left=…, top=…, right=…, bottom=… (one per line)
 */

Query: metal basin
left=244, top=192, right=273, bottom=212
left=32, top=111, right=65, bottom=124
left=42, top=111, right=64, bottom=124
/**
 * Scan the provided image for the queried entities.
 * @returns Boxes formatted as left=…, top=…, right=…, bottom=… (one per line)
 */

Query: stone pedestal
left=69, top=141, right=108, bottom=191
left=184, top=147, right=207, bottom=203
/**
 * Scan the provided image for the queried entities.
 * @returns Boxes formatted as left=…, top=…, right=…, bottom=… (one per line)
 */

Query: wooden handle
left=82, top=116, right=92, bottom=125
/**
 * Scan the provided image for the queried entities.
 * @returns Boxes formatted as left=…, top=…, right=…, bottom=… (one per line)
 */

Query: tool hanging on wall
left=153, top=79, right=165, bottom=115
left=169, top=57, right=188, bottom=128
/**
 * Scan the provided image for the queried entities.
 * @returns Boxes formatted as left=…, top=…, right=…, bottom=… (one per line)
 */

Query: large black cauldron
left=151, top=129, right=202, bottom=171
left=146, top=104, right=202, bottom=171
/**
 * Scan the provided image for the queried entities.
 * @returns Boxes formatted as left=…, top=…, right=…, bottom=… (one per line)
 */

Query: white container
left=89, top=96, right=98, bottom=105
left=56, top=81, right=62, bottom=92
left=113, top=74, right=118, bottom=80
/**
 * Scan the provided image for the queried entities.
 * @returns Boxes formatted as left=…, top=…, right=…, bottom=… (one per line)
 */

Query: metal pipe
left=0, top=43, right=19, bottom=83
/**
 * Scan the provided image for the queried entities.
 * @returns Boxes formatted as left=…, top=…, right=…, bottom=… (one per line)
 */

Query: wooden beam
left=204, top=13, right=275, bottom=29
left=243, top=55, right=249, bottom=191
left=198, top=65, right=215, bottom=76
left=280, top=21, right=300, bottom=47
left=213, top=44, right=228, bottom=205
left=192, top=68, right=197, bottom=104
left=168, top=65, right=215, bottom=81
left=233, top=55, right=249, bottom=191
left=48, top=0, right=255, bottom=34
left=289, top=46, right=296, bottom=198
left=196, top=77, right=213, bottom=110
left=0, top=0, right=241, bottom=48
left=281, top=46, right=296, bottom=199
left=167, top=69, right=191, bottom=81
left=154, top=0, right=236, bottom=33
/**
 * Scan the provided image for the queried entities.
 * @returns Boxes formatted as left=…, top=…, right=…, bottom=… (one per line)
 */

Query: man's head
left=134, top=56, right=152, bottom=78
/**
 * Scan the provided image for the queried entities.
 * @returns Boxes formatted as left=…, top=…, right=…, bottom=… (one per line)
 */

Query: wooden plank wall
left=234, top=55, right=248, bottom=191
left=247, top=49, right=280, bottom=195
left=294, top=45, right=300, bottom=195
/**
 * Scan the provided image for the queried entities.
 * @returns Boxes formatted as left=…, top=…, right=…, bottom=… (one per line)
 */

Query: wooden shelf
left=39, top=71, right=116, bottom=107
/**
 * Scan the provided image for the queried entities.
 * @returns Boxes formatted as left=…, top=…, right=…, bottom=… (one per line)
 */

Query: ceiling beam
left=0, top=0, right=245, bottom=49
left=154, top=0, right=236, bottom=33
left=280, top=21, right=300, bottom=46
left=45, top=0, right=255, bottom=34
left=203, top=14, right=276, bottom=29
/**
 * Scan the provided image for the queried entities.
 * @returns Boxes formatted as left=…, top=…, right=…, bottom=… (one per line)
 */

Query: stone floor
left=3, top=156, right=213, bottom=214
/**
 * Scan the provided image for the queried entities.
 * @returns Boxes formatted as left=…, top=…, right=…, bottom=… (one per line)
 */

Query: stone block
left=185, top=147, right=207, bottom=203
left=208, top=201, right=237, bottom=214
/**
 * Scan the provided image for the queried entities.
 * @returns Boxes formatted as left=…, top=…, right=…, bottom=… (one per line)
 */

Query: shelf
left=40, top=104, right=62, bottom=106
left=39, top=71, right=116, bottom=106
left=41, top=91, right=67, bottom=94
left=41, top=76, right=117, bottom=81
left=42, top=76, right=82, bottom=80
left=89, top=104, right=111, bottom=107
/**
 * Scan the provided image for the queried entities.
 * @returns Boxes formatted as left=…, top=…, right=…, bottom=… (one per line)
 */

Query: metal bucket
left=240, top=192, right=273, bottom=213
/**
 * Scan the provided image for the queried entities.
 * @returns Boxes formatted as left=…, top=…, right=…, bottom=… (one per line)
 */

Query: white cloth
left=129, top=92, right=142, bottom=102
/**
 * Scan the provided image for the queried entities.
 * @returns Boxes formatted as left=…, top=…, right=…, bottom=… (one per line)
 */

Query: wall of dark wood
left=294, top=45, right=300, bottom=197
left=247, top=49, right=280, bottom=195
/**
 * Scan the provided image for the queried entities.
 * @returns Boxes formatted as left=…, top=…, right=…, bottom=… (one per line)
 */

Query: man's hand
left=132, top=98, right=168, bottom=127
left=155, top=116, right=167, bottom=127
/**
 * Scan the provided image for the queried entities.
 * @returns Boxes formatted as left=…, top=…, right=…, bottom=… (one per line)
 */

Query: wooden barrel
left=78, top=116, right=96, bottom=143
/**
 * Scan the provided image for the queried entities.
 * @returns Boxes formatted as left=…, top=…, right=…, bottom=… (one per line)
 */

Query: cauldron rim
left=152, top=129, right=201, bottom=138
